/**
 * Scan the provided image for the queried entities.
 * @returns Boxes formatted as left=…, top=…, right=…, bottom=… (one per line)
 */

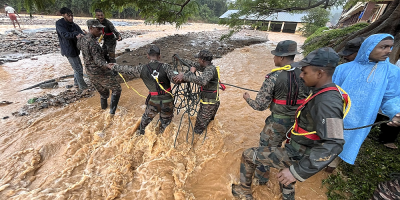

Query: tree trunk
left=334, top=0, right=400, bottom=64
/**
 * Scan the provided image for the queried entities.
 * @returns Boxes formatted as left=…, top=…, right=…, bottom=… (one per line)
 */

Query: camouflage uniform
left=77, top=20, right=121, bottom=114
left=98, top=19, right=121, bottom=63
left=373, top=178, right=400, bottom=200
left=112, top=46, right=177, bottom=134
left=182, top=50, right=220, bottom=135
left=246, top=40, right=310, bottom=148
left=233, top=48, right=345, bottom=200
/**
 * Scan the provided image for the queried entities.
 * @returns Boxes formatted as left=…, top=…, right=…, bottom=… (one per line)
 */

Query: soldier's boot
left=101, top=98, right=108, bottom=110
left=109, top=93, right=120, bottom=115
left=280, top=183, right=295, bottom=200
left=232, top=184, right=254, bottom=200
left=109, top=53, right=116, bottom=63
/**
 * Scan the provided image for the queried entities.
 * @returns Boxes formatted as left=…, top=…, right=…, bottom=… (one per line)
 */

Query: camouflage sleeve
left=181, top=58, right=201, bottom=71
left=90, top=39, right=108, bottom=68
left=163, top=63, right=178, bottom=84
left=245, top=72, right=278, bottom=111
left=112, top=64, right=144, bottom=78
left=182, top=65, right=214, bottom=86
left=107, top=20, right=121, bottom=38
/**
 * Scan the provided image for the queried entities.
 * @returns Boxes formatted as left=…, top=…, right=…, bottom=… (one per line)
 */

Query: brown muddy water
left=0, top=27, right=329, bottom=199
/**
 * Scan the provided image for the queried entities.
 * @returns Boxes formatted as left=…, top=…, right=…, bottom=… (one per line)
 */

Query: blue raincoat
left=333, top=33, right=400, bottom=164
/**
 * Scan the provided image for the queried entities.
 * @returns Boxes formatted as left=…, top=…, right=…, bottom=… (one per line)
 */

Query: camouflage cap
left=194, top=50, right=213, bottom=61
left=87, top=19, right=105, bottom=28
left=271, top=40, right=300, bottom=56
left=338, top=37, right=366, bottom=56
left=298, top=47, right=340, bottom=68
left=148, top=45, right=160, bottom=55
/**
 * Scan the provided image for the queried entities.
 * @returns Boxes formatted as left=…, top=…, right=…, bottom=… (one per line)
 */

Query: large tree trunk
left=334, top=0, right=400, bottom=64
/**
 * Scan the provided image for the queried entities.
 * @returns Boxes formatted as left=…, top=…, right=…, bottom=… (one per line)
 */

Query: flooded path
left=0, top=24, right=330, bottom=199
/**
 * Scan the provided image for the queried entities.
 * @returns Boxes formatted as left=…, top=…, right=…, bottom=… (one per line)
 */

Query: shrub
left=302, top=23, right=369, bottom=55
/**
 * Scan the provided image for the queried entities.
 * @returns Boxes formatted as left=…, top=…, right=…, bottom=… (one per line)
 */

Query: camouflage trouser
left=139, top=100, right=174, bottom=134
left=260, top=114, right=294, bottom=147
left=194, top=101, right=220, bottom=134
left=240, top=146, right=297, bottom=200
left=372, top=178, right=400, bottom=200
left=89, top=73, right=122, bottom=99
left=102, top=38, right=117, bottom=62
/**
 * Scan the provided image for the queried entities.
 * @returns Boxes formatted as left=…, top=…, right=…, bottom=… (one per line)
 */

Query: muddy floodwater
left=0, top=17, right=329, bottom=199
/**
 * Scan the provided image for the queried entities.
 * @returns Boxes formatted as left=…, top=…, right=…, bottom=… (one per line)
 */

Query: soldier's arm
left=90, top=41, right=108, bottom=69
left=245, top=72, right=278, bottom=111
left=108, top=20, right=121, bottom=38
left=182, top=66, right=214, bottom=86
left=56, top=20, right=80, bottom=39
left=112, top=64, right=144, bottom=78
left=181, top=58, right=201, bottom=71
left=163, top=63, right=178, bottom=84
left=289, top=96, right=345, bottom=181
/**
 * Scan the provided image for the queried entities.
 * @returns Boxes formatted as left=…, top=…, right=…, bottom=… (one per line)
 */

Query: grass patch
left=323, top=127, right=400, bottom=199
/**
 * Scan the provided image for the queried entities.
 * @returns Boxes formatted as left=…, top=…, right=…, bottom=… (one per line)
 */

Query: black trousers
left=376, top=113, right=400, bottom=143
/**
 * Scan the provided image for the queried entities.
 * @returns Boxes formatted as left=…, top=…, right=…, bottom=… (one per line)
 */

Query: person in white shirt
left=4, top=3, right=21, bottom=29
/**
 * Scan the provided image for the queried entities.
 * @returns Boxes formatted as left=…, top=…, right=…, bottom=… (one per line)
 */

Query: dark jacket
left=56, top=18, right=84, bottom=57
left=288, top=83, right=345, bottom=181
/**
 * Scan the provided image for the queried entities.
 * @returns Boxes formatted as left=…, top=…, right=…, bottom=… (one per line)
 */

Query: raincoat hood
left=333, top=33, right=400, bottom=165
left=354, top=33, right=393, bottom=64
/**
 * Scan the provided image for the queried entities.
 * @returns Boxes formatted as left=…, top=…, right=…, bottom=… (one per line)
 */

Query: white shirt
left=5, top=6, right=15, bottom=14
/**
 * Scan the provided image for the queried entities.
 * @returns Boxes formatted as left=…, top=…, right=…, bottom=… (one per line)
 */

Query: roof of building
left=219, top=10, right=307, bottom=23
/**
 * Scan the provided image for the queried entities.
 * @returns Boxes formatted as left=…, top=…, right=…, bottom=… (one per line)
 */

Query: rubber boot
left=109, top=53, right=116, bottom=63
left=101, top=98, right=108, bottom=110
left=232, top=184, right=253, bottom=200
left=109, top=93, right=120, bottom=115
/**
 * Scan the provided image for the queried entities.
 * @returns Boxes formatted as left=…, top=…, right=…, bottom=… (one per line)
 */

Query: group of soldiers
left=54, top=6, right=400, bottom=199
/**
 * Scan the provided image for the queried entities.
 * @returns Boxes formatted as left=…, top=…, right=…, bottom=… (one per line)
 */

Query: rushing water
left=0, top=29, right=329, bottom=199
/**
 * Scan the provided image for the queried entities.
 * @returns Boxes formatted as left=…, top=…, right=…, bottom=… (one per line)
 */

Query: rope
left=220, top=83, right=259, bottom=92
left=118, top=72, right=147, bottom=98
left=344, top=120, right=399, bottom=130
left=172, top=55, right=202, bottom=147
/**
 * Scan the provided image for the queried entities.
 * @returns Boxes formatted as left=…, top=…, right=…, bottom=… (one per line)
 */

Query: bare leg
left=15, top=19, right=21, bottom=29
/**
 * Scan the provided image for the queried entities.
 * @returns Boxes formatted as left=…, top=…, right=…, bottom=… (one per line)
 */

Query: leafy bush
left=304, top=26, right=329, bottom=44
left=323, top=127, right=400, bottom=200
left=302, top=22, right=369, bottom=55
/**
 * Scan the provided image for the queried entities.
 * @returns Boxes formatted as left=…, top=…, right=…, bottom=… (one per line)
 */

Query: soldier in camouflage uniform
left=232, top=48, right=346, bottom=200
left=110, top=45, right=177, bottom=135
left=95, top=9, right=122, bottom=63
left=173, top=50, right=220, bottom=135
left=244, top=40, right=310, bottom=185
left=372, top=178, right=400, bottom=200
left=77, top=19, right=122, bottom=115
left=244, top=40, right=310, bottom=148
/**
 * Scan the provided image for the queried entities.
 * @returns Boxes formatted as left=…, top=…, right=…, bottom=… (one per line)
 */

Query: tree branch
left=176, top=0, right=191, bottom=16
left=252, top=0, right=329, bottom=12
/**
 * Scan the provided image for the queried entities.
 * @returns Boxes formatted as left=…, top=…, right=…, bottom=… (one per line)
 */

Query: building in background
left=338, top=1, right=393, bottom=26
left=219, top=10, right=307, bottom=33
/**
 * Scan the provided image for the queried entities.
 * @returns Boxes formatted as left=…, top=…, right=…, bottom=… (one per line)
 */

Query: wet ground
left=0, top=16, right=330, bottom=200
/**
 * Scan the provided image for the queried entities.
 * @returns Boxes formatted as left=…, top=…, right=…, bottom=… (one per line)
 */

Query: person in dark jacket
left=109, top=45, right=177, bottom=134
left=56, top=7, right=88, bottom=90
left=232, top=47, right=346, bottom=200
left=95, top=9, right=122, bottom=63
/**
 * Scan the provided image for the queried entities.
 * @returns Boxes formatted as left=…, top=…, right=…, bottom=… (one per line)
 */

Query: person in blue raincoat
left=333, top=33, right=400, bottom=165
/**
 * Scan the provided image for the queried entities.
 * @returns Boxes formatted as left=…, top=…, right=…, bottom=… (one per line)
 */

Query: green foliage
left=222, top=0, right=346, bottom=30
left=302, top=22, right=369, bottom=55
left=304, top=26, right=329, bottom=43
left=323, top=127, right=400, bottom=199
left=299, top=8, right=330, bottom=37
